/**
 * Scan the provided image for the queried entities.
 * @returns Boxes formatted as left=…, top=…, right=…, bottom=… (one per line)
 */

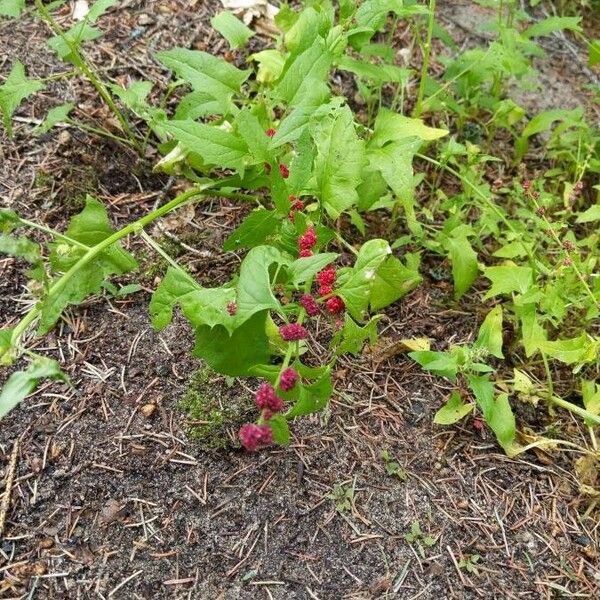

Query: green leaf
left=370, top=108, right=449, bottom=146
left=331, top=314, right=380, bottom=356
left=47, top=22, right=103, bottom=60
left=575, top=204, right=600, bottom=223
left=235, top=109, right=270, bottom=162
left=368, top=138, right=423, bottom=234
left=483, top=265, right=533, bottom=299
left=589, top=40, right=600, bottom=67
left=211, top=10, right=254, bottom=49
left=35, top=102, right=74, bottom=135
left=523, top=16, right=582, bottom=38
left=515, top=107, right=582, bottom=161
left=434, top=391, right=474, bottom=425
left=337, top=56, right=410, bottom=85
left=268, top=414, right=290, bottom=445
left=582, top=381, right=600, bottom=427
left=409, top=350, right=458, bottom=380
left=236, top=246, right=286, bottom=321
left=539, top=335, right=595, bottom=365
left=0, top=327, right=15, bottom=365
left=0, top=61, right=44, bottom=135
left=474, top=306, right=504, bottom=359
left=0, top=233, right=40, bottom=263
left=194, top=310, right=272, bottom=376
left=0, top=357, right=69, bottom=419
left=161, top=120, right=248, bottom=171
left=0, top=0, right=25, bottom=18
left=370, top=256, right=421, bottom=311
left=84, top=0, right=118, bottom=21
left=467, top=375, right=517, bottom=454
left=149, top=267, right=235, bottom=332
left=250, top=49, right=285, bottom=84
left=223, top=209, right=279, bottom=251
left=445, top=235, right=478, bottom=299
left=156, top=48, right=250, bottom=108
left=38, top=196, right=137, bottom=334
left=287, top=128, right=316, bottom=192
left=312, top=104, right=365, bottom=218
left=270, top=89, right=333, bottom=148
left=110, top=81, right=153, bottom=113
left=283, top=6, right=321, bottom=55
left=173, top=90, right=222, bottom=120
left=273, top=39, right=332, bottom=107
left=338, top=239, right=391, bottom=320
left=287, top=253, right=338, bottom=286
left=287, top=369, right=333, bottom=417
left=0, top=208, right=20, bottom=232
left=516, top=303, right=546, bottom=358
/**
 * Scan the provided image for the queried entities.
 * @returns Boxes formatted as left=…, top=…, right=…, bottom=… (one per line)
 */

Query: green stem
left=17, top=218, right=88, bottom=250
left=549, top=395, right=600, bottom=427
left=33, top=0, right=141, bottom=152
left=413, top=0, right=436, bottom=118
left=65, top=118, right=136, bottom=147
left=139, top=230, right=195, bottom=281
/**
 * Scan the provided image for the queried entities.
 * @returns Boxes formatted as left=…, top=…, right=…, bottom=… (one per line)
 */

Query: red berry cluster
left=316, top=265, right=345, bottom=315
left=266, top=128, right=276, bottom=138
left=280, top=323, right=308, bottom=341
left=279, top=164, right=289, bottom=179
left=239, top=368, right=300, bottom=451
left=288, top=195, right=304, bottom=222
left=298, top=226, right=317, bottom=258
left=279, top=367, right=298, bottom=391
left=255, top=382, right=284, bottom=414
left=239, top=423, right=272, bottom=451
left=300, top=294, right=320, bottom=316
left=227, top=301, right=237, bottom=316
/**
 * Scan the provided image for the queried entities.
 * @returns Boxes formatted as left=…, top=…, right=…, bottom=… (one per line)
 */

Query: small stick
left=0, top=440, right=20, bottom=538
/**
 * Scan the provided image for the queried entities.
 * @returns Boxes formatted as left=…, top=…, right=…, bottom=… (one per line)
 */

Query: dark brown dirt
left=1, top=2, right=599, bottom=599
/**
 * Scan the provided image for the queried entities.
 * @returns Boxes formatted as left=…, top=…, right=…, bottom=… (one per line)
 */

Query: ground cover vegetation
left=0, top=0, right=599, bottom=493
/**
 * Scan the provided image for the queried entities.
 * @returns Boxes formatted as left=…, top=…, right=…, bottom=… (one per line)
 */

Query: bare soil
left=1, top=2, right=599, bottom=599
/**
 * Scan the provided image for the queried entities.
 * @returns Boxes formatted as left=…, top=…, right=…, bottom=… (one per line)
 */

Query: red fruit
left=279, top=367, right=298, bottom=392
left=299, top=226, right=317, bottom=251
left=300, top=294, right=320, bottom=317
left=239, top=424, right=273, bottom=451
left=317, top=265, right=336, bottom=287
left=326, top=296, right=345, bottom=315
left=299, top=249, right=313, bottom=257
left=255, top=383, right=284, bottom=412
left=227, top=302, right=237, bottom=316
left=288, top=195, right=305, bottom=222
left=279, top=164, right=289, bottom=179
left=279, top=323, right=308, bottom=341
left=266, top=128, right=276, bottom=138
left=318, top=285, right=333, bottom=297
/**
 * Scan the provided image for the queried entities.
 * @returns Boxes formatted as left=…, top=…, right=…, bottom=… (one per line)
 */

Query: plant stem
left=17, top=218, right=89, bottom=250
left=549, top=395, right=600, bottom=427
left=33, top=0, right=141, bottom=152
left=65, top=119, right=137, bottom=147
left=139, top=230, right=195, bottom=281
left=413, top=0, right=436, bottom=118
